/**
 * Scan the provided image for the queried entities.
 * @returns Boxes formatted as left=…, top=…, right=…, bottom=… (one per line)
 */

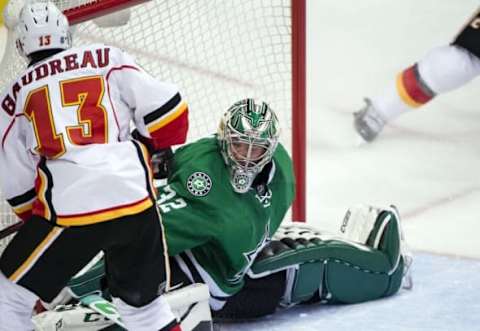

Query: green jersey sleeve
left=158, top=137, right=226, bottom=256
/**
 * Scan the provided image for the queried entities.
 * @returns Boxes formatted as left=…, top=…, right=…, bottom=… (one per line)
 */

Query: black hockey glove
left=151, top=148, right=174, bottom=179
left=131, top=129, right=174, bottom=179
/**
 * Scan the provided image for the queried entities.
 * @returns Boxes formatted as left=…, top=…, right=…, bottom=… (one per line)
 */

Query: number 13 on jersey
left=23, top=75, right=108, bottom=159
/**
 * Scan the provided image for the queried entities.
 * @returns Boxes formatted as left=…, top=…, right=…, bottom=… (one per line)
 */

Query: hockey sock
left=0, top=271, right=38, bottom=331
left=113, top=295, right=177, bottom=331
left=372, top=45, right=480, bottom=122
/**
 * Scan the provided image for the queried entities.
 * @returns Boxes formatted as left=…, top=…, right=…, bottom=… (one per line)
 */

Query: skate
left=353, top=98, right=386, bottom=142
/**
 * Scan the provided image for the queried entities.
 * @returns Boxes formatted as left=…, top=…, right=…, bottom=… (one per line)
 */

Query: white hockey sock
left=113, top=295, right=177, bottom=331
left=372, top=45, right=480, bottom=123
left=0, top=271, right=38, bottom=331
left=371, top=82, right=411, bottom=122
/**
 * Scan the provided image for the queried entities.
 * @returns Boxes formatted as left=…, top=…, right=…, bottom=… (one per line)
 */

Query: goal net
left=0, top=0, right=306, bottom=251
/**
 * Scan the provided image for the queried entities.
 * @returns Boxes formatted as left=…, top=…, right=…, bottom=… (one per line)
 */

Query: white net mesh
left=0, top=0, right=295, bottom=251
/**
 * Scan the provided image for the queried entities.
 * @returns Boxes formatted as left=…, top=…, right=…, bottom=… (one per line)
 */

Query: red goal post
left=0, top=0, right=306, bottom=248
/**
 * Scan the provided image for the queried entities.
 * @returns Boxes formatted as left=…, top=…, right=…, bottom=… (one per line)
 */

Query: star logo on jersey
left=187, top=172, right=212, bottom=196
left=227, top=222, right=271, bottom=284
left=255, top=187, right=272, bottom=208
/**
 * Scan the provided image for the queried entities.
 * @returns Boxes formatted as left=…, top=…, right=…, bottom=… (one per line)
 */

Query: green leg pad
left=325, top=257, right=404, bottom=304
left=68, top=259, right=106, bottom=298
left=291, top=261, right=325, bottom=303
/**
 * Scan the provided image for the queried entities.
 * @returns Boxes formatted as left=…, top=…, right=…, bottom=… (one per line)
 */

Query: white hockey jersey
left=0, top=44, right=188, bottom=226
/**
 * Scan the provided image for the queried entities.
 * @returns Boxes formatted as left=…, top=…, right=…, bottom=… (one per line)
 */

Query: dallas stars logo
left=228, top=222, right=271, bottom=284
left=187, top=172, right=212, bottom=196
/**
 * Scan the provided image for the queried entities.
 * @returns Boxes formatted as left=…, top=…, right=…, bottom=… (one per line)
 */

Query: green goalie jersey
left=157, top=136, right=295, bottom=296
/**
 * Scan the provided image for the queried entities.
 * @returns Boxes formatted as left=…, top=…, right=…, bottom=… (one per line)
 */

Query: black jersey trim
left=7, top=187, right=36, bottom=207
left=38, top=158, right=57, bottom=223
left=131, top=140, right=156, bottom=201
left=144, top=93, right=182, bottom=125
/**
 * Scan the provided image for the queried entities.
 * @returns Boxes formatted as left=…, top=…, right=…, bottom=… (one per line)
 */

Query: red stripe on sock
left=401, top=66, right=434, bottom=105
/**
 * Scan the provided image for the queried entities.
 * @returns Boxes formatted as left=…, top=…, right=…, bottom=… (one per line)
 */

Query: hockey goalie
left=30, top=99, right=412, bottom=330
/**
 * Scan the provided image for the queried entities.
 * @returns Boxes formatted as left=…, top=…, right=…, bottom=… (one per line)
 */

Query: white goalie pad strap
left=40, top=287, right=73, bottom=311
left=373, top=213, right=391, bottom=249
left=281, top=266, right=300, bottom=307
left=339, top=204, right=382, bottom=244
left=165, top=283, right=213, bottom=331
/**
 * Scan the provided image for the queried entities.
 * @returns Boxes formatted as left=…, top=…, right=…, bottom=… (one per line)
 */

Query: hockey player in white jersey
left=0, top=2, right=188, bottom=331
left=354, top=7, right=480, bottom=142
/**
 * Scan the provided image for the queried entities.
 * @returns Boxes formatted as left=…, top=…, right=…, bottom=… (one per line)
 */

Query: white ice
left=308, top=0, right=480, bottom=260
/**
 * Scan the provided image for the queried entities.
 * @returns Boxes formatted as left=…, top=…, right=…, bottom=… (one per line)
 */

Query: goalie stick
left=0, top=220, right=24, bottom=240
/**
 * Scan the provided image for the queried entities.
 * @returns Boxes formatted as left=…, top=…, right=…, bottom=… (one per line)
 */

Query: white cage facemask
left=218, top=99, right=279, bottom=193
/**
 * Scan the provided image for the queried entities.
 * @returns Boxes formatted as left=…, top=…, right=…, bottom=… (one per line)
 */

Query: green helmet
left=218, top=99, right=280, bottom=193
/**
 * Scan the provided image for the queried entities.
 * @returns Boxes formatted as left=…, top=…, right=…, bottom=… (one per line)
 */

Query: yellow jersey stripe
left=37, top=169, right=51, bottom=220
left=137, top=142, right=157, bottom=200
left=56, top=197, right=153, bottom=226
left=13, top=201, right=34, bottom=215
left=147, top=102, right=188, bottom=134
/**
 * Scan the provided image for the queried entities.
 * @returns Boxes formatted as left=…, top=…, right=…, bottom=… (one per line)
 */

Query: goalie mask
left=15, top=2, right=72, bottom=60
left=218, top=99, right=280, bottom=193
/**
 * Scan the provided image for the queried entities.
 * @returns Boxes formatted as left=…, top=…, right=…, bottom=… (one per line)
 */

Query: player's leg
left=219, top=207, right=411, bottom=319
left=104, top=205, right=180, bottom=331
left=354, top=7, right=480, bottom=142
left=0, top=270, right=38, bottom=330
left=164, top=282, right=212, bottom=331
left=0, top=216, right=105, bottom=330
left=32, top=254, right=211, bottom=331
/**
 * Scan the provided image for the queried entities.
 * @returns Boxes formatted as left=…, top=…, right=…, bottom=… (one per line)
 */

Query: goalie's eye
left=230, top=142, right=267, bottom=164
